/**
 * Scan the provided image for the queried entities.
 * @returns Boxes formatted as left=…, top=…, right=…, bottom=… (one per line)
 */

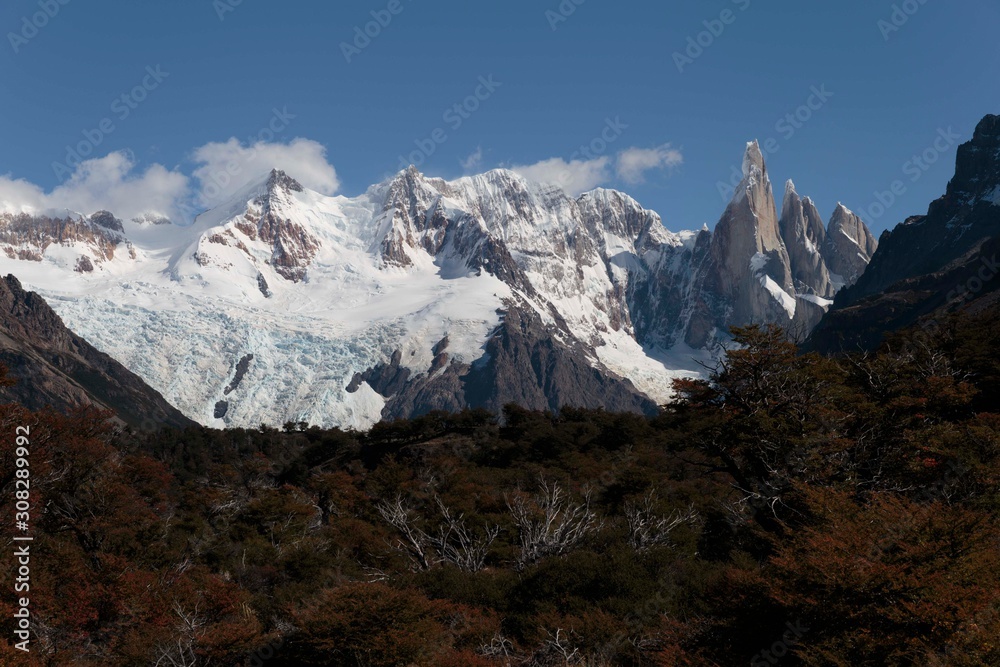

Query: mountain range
left=0, top=136, right=894, bottom=428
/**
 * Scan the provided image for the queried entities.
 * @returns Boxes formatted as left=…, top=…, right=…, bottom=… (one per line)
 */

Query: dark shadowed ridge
left=0, top=274, right=194, bottom=429
left=807, top=114, right=1000, bottom=353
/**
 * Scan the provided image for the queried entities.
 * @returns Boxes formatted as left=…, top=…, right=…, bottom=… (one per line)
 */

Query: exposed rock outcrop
left=823, top=203, right=879, bottom=289
left=0, top=274, right=193, bottom=429
left=208, top=169, right=321, bottom=282
left=780, top=180, right=833, bottom=298
left=362, top=304, right=659, bottom=420
left=809, top=114, right=1000, bottom=352
left=0, top=211, right=125, bottom=266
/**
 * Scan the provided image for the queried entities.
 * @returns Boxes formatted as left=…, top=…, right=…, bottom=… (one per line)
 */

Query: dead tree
left=376, top=496, right=434, bottom=571
left=376, top=495, right=499, bottom=572
left=431, top=497, right=500, bottom=572
left=624, top=491, right=697, bottom=552
left=153, top=601, right=205, bottom=667
left=507, top=478, right=602, bottom=569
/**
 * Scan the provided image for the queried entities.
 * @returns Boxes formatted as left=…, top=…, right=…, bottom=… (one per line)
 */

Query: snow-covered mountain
left=0, top=142, right=876, bottom=429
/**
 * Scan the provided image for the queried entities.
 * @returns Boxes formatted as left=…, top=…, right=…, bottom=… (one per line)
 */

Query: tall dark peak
left=0, top=275, right=193, bottom=428
left=810, top=113, right=1000, bottom=353
left=946, top=115, right=1000, bottom=201
left=974, top=113, right=1000, bottom=139
left=830, top=114, right=1000, bottom=307
left=688, top=141, right=795, bottom=347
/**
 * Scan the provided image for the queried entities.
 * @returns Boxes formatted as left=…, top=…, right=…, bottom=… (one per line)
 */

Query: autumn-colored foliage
left=0, top=314, right=998, bottom=664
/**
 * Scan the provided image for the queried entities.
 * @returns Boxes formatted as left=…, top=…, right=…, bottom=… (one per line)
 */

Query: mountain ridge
left=0, top=274, right=194, bottom=429
left=809, top=113, right=1000, bottom=352
left=0, top=145, right=877, bottom=428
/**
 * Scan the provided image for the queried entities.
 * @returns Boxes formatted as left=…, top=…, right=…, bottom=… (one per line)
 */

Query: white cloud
left=615, top=144, right=683, bottom=185
left=0, top=151, right=189, bottom=222
left=511, top=157, right=611, bottom=195
left=512, top=144, right=683, bottom=195
left=0, top=138, right=342, bottom=225
left=460, top=147, right=484, bottom=172
left=0, top=177, right=46, bottom=214
left=191, top=137, right=340, bottom=208
left=0, top=139, right=680, bottom=227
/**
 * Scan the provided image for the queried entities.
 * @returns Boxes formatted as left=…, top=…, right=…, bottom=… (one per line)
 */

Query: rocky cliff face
left=809, top=114, right=1000, bottom=352
left=0, top=210, right=131, bottom=267
left=780, top=181, right=833, bottom=298
left=823, top=203, right=879, bottom=289
left=0, top=275, right=193, bottom=429
left=831, top=115, right=1000, bottom=307
left=683, top=144, right=877, bottom=345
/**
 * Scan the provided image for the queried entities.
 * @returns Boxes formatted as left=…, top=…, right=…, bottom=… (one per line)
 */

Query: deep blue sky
left=0, top=0, right=997, bottom=232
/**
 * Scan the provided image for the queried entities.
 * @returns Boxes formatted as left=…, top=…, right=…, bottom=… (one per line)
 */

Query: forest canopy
left=1, top=310, right=999, bottom=666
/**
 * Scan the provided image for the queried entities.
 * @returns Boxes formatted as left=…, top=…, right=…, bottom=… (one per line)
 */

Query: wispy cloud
left=460, top=146, right=484, bottom=172
left=512, top=157, right=612, bottom=195
left=615, top=144, right=683, bottom=185
left=0, top=139, right=681, bottom=224
left=192, top=137, right=340, bottom=208
left=0, top=151, right=189, bottom=222
left=512, top=144, right=683, bottom=195
left=0, top=137, right=342, bottom=224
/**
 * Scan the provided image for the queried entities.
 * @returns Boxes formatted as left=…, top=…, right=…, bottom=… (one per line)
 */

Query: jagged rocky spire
left=780, top=180, right=833, bottom=298
left=823, top=203, right=879, bottom=288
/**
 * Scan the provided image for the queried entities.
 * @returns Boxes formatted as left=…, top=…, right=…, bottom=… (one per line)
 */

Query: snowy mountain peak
left=742, top=140, right=766, bottom=178
left=265, top=169, right=304, bottom=194
left=181, top=168, right=324, bottom=284
left=781, top=180, right=800, bottom=215
left=0, top=136, right=879, bottom=431
left=584, top=186, right=641, bottom=209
